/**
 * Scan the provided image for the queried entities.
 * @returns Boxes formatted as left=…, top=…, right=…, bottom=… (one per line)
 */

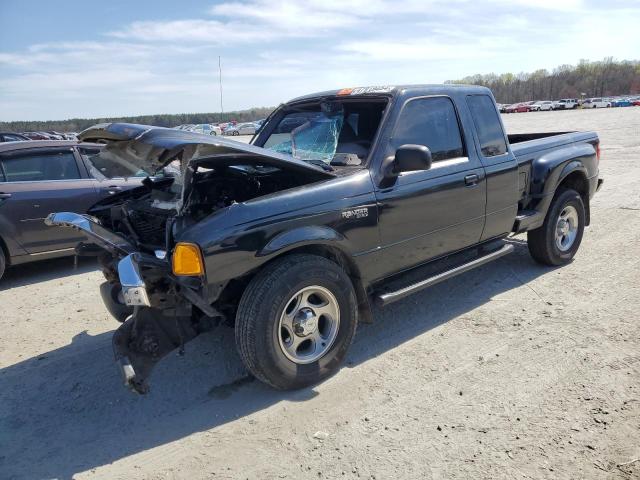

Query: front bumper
left=45, top=212, right=135, bottom=255
left=46, top=212, right=152, bottom=307
left=117, top=254, right=151, bottom=307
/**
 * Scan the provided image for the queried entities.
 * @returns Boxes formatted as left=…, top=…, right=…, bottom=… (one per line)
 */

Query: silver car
left=225, top=123, right=258, bottom=136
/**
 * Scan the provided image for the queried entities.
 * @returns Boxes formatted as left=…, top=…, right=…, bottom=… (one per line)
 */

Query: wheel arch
left=218, top=238, right=373, bottom=325
left=557, top=169, right=590, bottom=225
left=527, top=142, right=595, bottom=229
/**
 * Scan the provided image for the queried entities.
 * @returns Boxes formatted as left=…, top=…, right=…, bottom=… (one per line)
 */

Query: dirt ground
left=1, top=107, right=639, bottom=480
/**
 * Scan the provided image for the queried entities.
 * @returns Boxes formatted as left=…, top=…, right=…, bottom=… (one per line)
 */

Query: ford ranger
left=46, top=85, right=603, bottom=394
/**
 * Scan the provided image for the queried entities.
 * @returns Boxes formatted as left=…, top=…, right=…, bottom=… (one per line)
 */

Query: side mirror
left=393, top=144, right=432, bottom=174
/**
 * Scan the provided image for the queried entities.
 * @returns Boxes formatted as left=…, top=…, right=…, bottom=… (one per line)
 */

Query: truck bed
left=509, top=130, right=600, bottom=224
left=509, top=131, right=599, bottom=159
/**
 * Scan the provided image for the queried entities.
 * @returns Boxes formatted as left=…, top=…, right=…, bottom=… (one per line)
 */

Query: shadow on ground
left=0, top=256, right=98, bottom=291
left=0, top=240, right=552, bottom=479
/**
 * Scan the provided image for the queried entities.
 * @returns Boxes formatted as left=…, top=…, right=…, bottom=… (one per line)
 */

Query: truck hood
left=77, top=123, right=336, bottom=178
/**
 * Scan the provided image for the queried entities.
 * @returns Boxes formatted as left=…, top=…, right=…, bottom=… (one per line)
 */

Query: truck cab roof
left=286, top=84, right=493, bottom=104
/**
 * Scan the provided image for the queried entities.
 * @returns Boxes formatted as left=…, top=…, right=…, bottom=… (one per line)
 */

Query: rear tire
left=528, top=188, right=585, bottom=266
left=235, top=254, right=358, bottom=390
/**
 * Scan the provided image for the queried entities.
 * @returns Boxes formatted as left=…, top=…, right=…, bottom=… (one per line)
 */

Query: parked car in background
left=0, top=140, right=143, bottom=280
left=553, top=99, right=579, bottom=110
left=611, top=98, right=632, bottom=107
left=23, top=132, right=51, bottom=140
left=529, top=101, right=554, bottom=111
left=46, top=131, right=66, bottom=140
left=504, top=103, right=521, bottom=113
left=633, top=98, right=640, bottom=106
left=516, top=101, right=535, bottom=113
left=224, top=122, right=258, bottom=135
left=0, top=132, right=30, bottom=142
left=583, top=98, right=612, bottom=108
left=187, top=124, right=223, bottom=136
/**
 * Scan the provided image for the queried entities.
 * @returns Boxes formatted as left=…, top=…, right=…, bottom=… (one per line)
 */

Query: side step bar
left=375, top=243, right=514, bottom=307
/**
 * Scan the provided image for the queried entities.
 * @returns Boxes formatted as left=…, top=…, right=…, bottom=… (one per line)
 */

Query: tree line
left=446, top=58, right=640, bottom=104
left=3, top=58, right=639, bottom=132
left=0, top=107, right=275, bottom=133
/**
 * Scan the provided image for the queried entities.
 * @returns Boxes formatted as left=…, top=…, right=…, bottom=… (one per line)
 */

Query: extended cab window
left=466, top=95, right=508, bottom=157
left=1, top=151, right=80, bottom=182
left=391, top=97, right=464, bottom=161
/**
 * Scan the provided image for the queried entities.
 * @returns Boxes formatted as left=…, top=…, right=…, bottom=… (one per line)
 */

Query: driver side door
left=373, top=96, right=486, bottom=278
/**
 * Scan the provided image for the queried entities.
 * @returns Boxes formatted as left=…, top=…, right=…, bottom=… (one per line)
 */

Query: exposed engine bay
left=89, top=161, right=312, bottom=252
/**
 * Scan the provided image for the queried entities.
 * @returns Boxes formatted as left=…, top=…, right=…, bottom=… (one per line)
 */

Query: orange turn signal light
left=172, top=243, right=204, bottom=276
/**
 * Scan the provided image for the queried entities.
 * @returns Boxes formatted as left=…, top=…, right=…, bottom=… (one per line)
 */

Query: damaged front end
left=46, top=123, right=334, bottom=394
left=46, top=212, right=221, bottom=394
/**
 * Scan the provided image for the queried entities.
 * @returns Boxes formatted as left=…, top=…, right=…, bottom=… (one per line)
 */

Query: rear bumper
left=587, top=174, right=603, bottom=199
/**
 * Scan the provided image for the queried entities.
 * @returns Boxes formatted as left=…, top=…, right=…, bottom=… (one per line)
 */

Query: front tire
left=528, top=188, right=585, bottom=266
left=235, top=254, right=358, bottom=390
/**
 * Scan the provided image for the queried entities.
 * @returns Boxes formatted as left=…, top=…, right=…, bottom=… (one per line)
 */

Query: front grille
left=128, top=209, right=168, bottom=246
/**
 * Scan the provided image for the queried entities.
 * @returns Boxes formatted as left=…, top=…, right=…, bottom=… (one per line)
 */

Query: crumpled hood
left=77, top=123, right=335, bottom=178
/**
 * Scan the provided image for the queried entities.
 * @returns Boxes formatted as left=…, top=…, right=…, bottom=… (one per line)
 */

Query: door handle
left=104, top=186, right=123, bottom=194
left=0, top=193, right=12, bottom=199
left=464, top=174, right=480, bottom=186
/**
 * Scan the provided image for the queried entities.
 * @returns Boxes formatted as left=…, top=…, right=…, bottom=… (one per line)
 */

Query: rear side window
left=466, top=95, right=508, bottom=157
left=392, top=97, right=464, bottom=161
left=1, top=151, right=80, bottom=182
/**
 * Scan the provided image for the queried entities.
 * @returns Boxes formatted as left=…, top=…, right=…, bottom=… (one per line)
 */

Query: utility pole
left=218, top=56, right=224, bottom=120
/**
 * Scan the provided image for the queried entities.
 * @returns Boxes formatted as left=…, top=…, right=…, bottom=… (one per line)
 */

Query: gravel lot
left=1, top=108, right=639, bottom=480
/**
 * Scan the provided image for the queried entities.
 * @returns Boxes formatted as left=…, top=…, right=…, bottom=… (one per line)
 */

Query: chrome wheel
left=278, top=286, right=340, bottom=364
left=555, top=205, right=579, bottom=251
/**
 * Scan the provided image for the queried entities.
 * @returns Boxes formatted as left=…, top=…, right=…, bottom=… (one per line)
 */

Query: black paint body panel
left=171, top=85, right=600, bottom=295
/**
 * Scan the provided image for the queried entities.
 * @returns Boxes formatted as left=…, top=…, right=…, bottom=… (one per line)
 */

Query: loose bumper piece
left=45, top=212, right=135, bottom=255
left=117, top=254, right=151, bottom=307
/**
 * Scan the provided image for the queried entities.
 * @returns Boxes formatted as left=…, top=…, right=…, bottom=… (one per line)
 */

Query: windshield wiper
left=304, top=159, right=334, bottom=171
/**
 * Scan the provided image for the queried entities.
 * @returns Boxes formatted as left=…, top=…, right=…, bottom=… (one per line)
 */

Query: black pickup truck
left=47, top=84, right=602, bottom=393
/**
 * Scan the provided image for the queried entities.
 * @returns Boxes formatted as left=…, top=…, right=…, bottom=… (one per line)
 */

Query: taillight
left=596, top=143, right=601, bottom=162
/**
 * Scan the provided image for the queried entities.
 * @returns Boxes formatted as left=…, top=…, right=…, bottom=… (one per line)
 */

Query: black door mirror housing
left=393, top=144, right=433, bottom=174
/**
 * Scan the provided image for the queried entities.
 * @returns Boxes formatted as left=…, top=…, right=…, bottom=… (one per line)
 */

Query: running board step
left=375, top=243, right=514, bottom=307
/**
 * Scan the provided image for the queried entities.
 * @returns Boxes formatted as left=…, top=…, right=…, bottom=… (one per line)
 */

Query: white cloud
left=505, top=0, right=583, bottom=10
left=109, top=19, right=269, bottom=43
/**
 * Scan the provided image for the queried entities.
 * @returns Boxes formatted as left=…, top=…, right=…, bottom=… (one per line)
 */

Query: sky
left=1, top=0, right=639, bottom=121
